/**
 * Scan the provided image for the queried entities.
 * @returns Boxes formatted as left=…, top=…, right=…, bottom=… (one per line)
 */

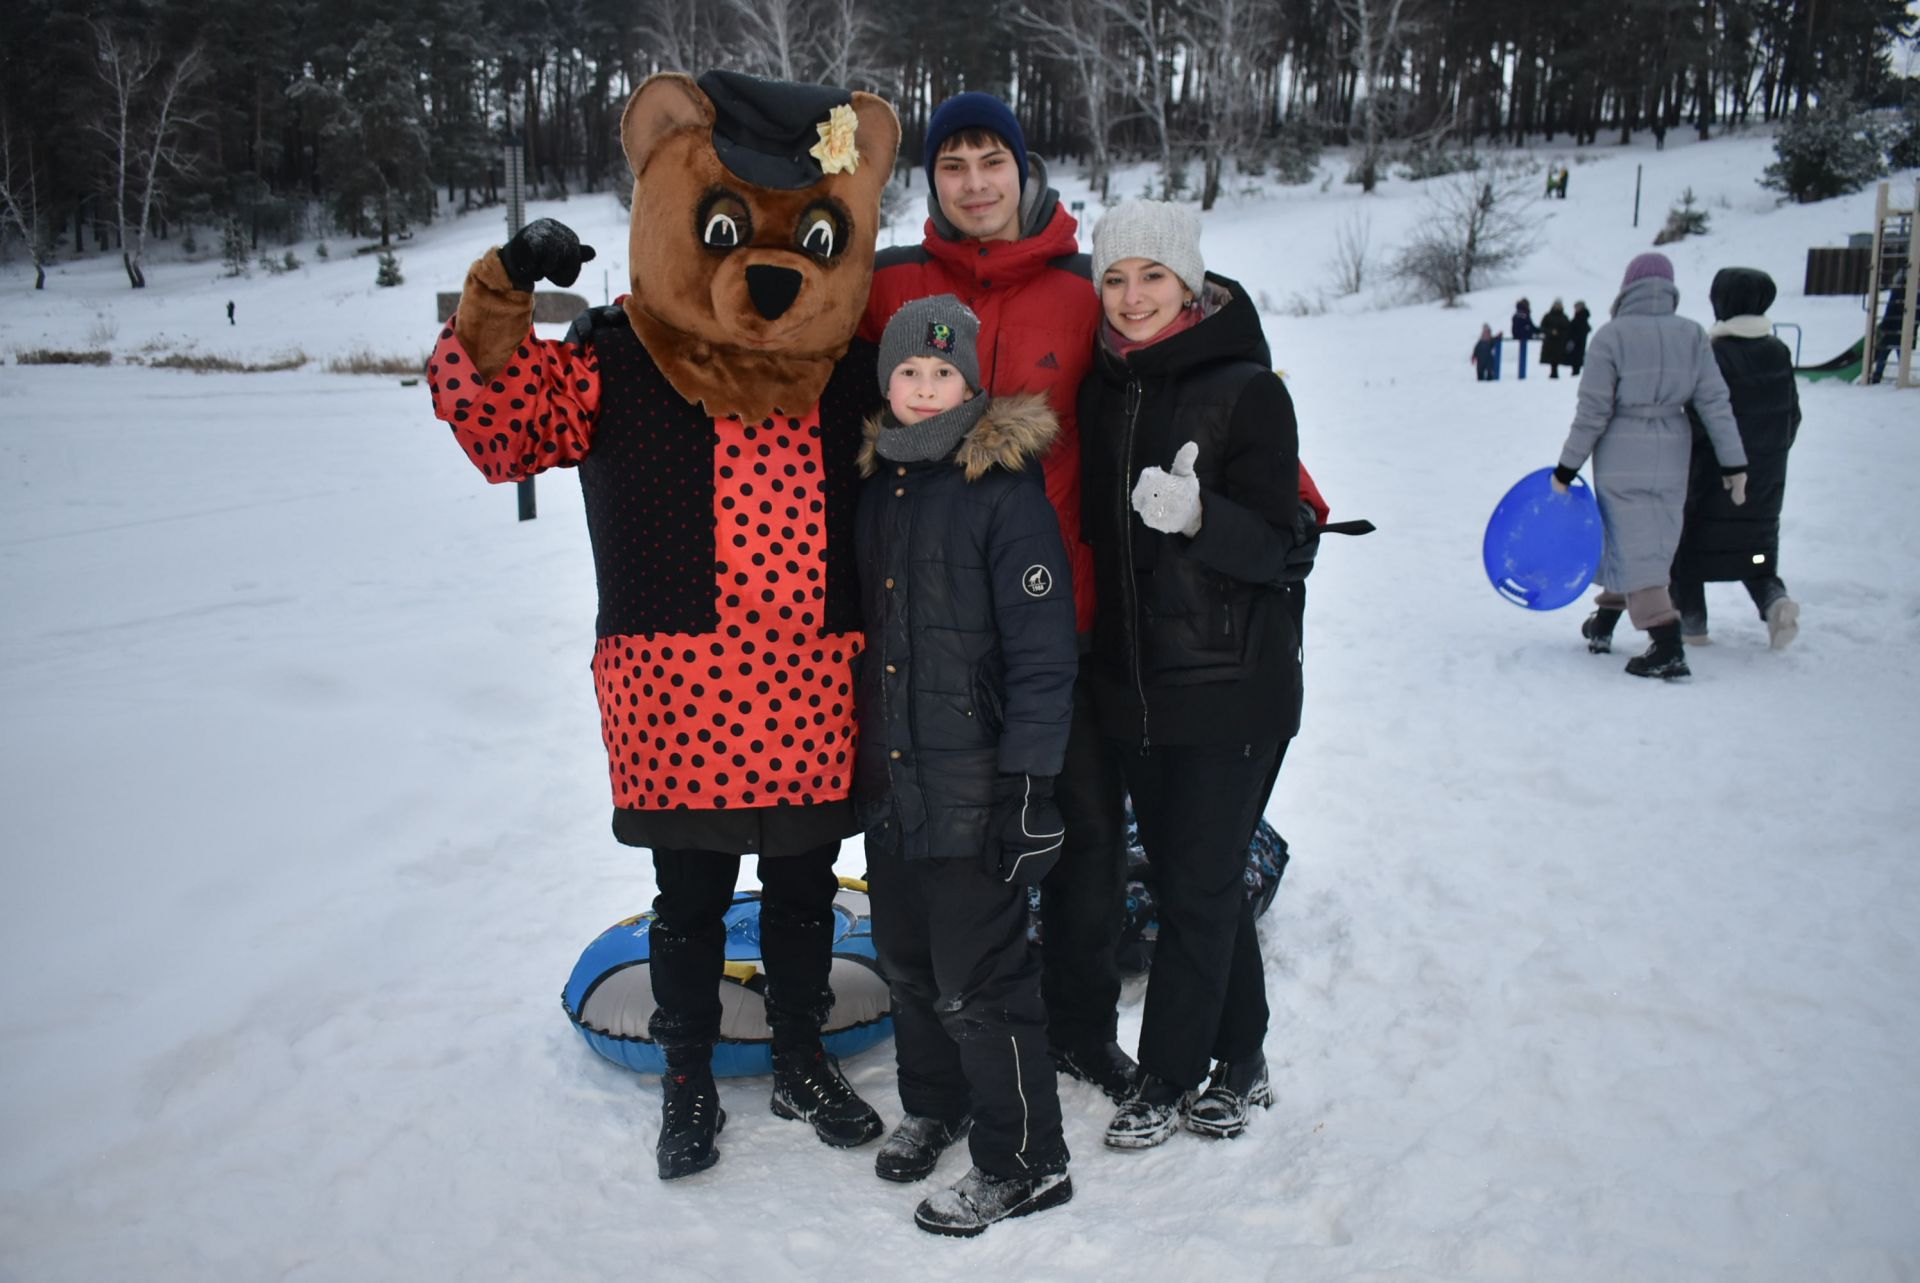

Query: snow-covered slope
left=2, top=133, right=1917, bottom=1283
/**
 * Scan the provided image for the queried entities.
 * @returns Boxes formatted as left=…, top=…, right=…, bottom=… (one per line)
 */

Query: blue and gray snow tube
left=562, top=879, right=893, bottom=1078
left=1113, top=813, right=1291, bottom=978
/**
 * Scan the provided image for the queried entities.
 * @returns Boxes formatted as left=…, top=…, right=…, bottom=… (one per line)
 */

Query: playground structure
left=1862, top=179, right=1917, bottom=389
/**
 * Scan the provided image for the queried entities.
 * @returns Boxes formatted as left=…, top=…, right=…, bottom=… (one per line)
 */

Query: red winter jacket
left=862, top=202, right=1100, bottom=635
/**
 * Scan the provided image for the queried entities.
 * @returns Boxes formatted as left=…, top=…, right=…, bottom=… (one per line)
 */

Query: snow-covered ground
left=3, top=133, right=1917, bottom=1282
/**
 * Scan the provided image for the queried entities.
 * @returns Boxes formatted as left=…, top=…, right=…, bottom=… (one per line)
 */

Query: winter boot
left=1624, top=623, right=1690, bottom=679
left=1185, top=1055, right=1274, bottom=1139
left=1050, top=1040, right=1141, bottom=1104
left=875, top=1113, right=972, bottom=1183
left=1103, top=1074, right=1192, bottom=1150
left=1766, top=597, right=1800, bottom=650
left=912, top=1166, right=1074, bottom=1237
left=656, top=1060, right=726, bottom=1181
left=770, top=1042, right=885, bottom=1147
left=1581, top=607, right=1622, bottom=654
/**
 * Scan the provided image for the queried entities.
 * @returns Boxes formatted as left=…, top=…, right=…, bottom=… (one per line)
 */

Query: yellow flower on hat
left=810, top=104, right=860, bottom=176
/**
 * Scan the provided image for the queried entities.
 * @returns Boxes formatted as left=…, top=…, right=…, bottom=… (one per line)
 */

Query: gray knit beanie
left=877, top=294, right=981, bottom=395
left=1091, top=200, right=1206, bottom=299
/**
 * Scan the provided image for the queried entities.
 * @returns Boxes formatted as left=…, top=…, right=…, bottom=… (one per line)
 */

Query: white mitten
left=1131, top=441, right=1204, bottom=536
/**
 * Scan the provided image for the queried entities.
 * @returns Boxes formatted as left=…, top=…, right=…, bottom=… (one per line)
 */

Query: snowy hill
left=3, top=133, right=1918, bottom=1282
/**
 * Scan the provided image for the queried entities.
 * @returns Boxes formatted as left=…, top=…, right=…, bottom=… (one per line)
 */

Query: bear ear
left=621, top=73, right=714, bottom=180
left=848, top=92, right=902, bottom=178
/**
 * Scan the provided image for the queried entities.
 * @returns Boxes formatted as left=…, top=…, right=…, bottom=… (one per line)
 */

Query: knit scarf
left=874, top=393, right=991, bottom=464
left=1708, top=315, right=1774, bottom=340
left=1103, top=300, right=1205, bottom=358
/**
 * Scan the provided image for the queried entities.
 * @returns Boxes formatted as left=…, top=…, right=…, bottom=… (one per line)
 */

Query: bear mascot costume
left=426, top=70, right=900, bottom=1181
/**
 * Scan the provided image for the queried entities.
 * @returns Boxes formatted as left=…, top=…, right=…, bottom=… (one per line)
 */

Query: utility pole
left=504, top=133, right=536, bottom=521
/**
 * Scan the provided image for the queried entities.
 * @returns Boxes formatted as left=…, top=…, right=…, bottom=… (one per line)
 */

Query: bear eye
left=795, top=204, right=848, bottom=260
left=698, top=193, right=751, bottom=251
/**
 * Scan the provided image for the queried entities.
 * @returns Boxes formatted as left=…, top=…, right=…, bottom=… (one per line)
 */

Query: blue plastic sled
left=563, top=881, right=893, bottom=1078
left=1482, top=467, right=1603, bottom=610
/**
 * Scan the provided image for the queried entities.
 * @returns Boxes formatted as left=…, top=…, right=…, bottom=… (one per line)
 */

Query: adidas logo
left=1035, top=352, right=1060, bottom=369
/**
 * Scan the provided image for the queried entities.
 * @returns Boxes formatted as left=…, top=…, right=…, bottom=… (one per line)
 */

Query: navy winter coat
left=854, top=394, right=1078, bottom=863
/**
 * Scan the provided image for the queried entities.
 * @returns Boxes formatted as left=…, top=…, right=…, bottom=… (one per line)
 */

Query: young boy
left=854, top=294, right=1078, bottom=1236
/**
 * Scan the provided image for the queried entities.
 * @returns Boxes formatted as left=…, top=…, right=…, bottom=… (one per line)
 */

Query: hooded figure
left=1552, top=252, right=1748, bottom=678
left=1670, top=267, right=1802, bottom=648
left=1540, top=299, right=1572, bottom=376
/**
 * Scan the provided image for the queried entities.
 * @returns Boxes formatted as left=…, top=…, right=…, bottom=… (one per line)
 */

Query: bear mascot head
left=618, top=70, right=900, bottom=422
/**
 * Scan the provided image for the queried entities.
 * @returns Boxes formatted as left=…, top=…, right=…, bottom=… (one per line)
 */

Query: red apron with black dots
left=427, top=313, right=874, bottom=844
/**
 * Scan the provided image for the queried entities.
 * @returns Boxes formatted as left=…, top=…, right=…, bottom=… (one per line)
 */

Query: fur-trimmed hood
left=858, top=391, right=1058, bottom=481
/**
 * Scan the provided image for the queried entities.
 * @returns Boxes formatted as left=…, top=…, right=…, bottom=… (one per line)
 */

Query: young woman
left=1077, top=201, right=1316, bottom=1150
left=1554, top=252, right=1748, bottom=678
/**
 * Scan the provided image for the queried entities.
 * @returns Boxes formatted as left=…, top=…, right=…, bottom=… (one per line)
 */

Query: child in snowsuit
left=1472, top=324, right=1501, bottom=380
left=855, top=294, right=1079, bottom=1237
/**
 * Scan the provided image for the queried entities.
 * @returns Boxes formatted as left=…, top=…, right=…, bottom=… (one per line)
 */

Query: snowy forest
left=1, top=0, right=1915, bottom=283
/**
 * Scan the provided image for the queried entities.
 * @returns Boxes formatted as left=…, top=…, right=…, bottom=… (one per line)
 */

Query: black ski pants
left=867, top=823, right=1068, bottom=1179
left=1036, top=676, right=1129, bottom=1051
left=646, top=842, right=842, bottom=1060
left=1121, top=738, right=1286, bottom=1089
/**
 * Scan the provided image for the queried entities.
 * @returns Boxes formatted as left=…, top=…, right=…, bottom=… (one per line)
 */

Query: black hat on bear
left=697, top=69, right=855, bottom=191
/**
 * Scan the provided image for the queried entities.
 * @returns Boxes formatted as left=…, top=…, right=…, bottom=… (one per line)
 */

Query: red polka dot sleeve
left=426, top=322, right=601, bottom=482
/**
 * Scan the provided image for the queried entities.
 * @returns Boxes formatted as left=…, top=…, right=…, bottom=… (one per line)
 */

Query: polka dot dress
left=593, top=412, right=861, bottom=811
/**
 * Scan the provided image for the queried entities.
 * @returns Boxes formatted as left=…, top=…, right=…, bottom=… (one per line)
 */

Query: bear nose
left=746, top=264, right=803, bottom=320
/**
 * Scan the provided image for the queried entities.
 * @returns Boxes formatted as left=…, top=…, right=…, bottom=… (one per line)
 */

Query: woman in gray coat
left=1551, top=252, right=1748, bottom=679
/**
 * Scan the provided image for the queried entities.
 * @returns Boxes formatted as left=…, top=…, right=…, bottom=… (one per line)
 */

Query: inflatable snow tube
left=1482, top=467, right=1603, bottom=611
left=1041, top=803, right=1288, bottom=979
left=563, top=879, right=893, bottom=1078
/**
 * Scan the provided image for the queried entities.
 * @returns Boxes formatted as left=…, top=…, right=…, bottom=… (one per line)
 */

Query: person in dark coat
left=1472, top=323, right=1501, bottom=380
left=1671, top=267, right=1802, bottom=649
left=1540, top=299, right=1572, bottom=377
left=1871, top=268, right=1908, bottom=384
left=1079, top=201, right=1315, bottom=1151
left=1569, top=301, right=1593, bottom=375
left=856, top=295, right=1079, bottom=1236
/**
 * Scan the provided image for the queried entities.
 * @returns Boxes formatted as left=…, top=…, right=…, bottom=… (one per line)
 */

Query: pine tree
left=221, top=215, right=249, bottom=277
left=1761, top=93, right=1885, bottom=204
left=376, top=250, right=402, bottom=286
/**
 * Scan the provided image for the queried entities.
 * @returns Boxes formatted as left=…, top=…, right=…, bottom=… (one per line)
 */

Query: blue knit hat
left=922, top=93, right=1028, bottom=190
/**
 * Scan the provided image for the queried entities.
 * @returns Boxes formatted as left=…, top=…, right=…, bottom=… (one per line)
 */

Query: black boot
left=912, top=1166, right=1073, bottom=1237
left=770, top=1042, right=885, bottom=1147
left=875, top=1112, right=972, bottom=1183
left=1049, top=1040, right=1140, bottom=1104
left=656, top=1059, right=726, bottom=1181
left=1581, top=607, right=1621, bottom=654
left=1103, top=1074, right=1192, bottom=1150
left=1625, top=623, right=1690, bottom=679
left=1185, top=1055, right=1274, bottom=1139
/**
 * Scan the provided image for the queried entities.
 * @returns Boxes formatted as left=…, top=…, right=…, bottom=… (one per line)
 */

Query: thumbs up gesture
left=1131, top=440, right=1204, bottom=537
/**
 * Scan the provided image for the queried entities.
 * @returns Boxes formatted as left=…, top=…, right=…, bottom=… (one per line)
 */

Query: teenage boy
left=856, top=294, right=1077, bottom=1235
left=862, top=94, right=1135, bottom=1102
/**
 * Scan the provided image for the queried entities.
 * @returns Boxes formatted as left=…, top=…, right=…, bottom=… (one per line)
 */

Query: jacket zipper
left=1119, top=376, right=1151, bottom=751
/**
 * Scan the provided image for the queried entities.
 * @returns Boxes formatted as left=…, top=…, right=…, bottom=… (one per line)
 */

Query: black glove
left=1282, top=498, right=1321, bottom=581
left=991, top=774, right=1064, bottom=886
left=1550, top=463, right=1580, bottom=493
left=497, top=218, right=596, bottom=292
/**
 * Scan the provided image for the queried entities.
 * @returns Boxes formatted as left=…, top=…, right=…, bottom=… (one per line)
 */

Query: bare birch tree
left=1013, top=0, right=1119, bottom=200
left=1335, top=0, right=1414, bottom=193
left=90, top=24, right=205, bottom=288
left=638, top=0, right=714, bottom=75
left=0, top=113, right=49, bottom=289
left=1391, top=164, right=1539, bottom=303
left=724, top=0, right=809, bottom=80
left=1187, top=0, right=1276, bottom=209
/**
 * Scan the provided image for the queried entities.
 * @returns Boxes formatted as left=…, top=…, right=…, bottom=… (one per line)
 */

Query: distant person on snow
left=1670, top=267, right=1802, bottom=650
left=1539, top=299, right=1572, bottom=378
left=1472, top=324, right=1502, bottom=381
left=1568, top=301, right=1593, bottom=375
left=226, top=300, right=235, bottom=326
left=1553, top=252, right=1748, bottom=679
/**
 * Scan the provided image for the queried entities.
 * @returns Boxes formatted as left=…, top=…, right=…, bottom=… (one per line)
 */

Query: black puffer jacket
left=1079, top=273, right=1308, bottom=746
left=854, top=394, right=1078, bottom=862
left=1676, top=268, right=1801, bottom=582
